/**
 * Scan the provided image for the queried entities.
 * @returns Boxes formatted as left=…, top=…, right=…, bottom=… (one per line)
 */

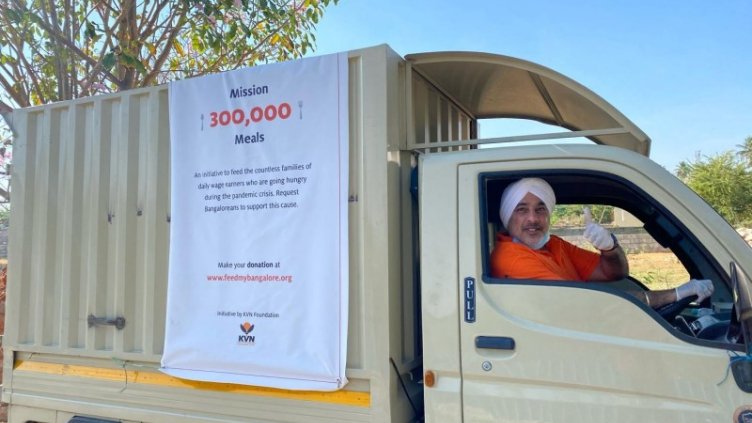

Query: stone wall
left=553, top=227, right=668, bottom=253
left=555, top=226, right=752, bottom=252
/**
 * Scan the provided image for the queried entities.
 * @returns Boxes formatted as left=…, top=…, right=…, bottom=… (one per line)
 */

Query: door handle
left=475, top=336, right=515, bottom=350
left=87, top=314, right=126, bottom=330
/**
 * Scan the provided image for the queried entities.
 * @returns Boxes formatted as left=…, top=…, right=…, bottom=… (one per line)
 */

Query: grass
left=627, top=252, right=689, bottom=290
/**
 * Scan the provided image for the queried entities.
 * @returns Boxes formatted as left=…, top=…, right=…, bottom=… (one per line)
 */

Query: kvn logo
left=238, top=321, right=256, bottom=345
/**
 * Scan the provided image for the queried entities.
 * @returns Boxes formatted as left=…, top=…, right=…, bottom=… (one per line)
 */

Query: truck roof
left=406, top=51, right=651, bottom=156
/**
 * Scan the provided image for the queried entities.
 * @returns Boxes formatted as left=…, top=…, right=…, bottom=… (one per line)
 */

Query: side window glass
left=482, top=173, right=739, bottom=351
left=550, top=204, right=690, bottom=290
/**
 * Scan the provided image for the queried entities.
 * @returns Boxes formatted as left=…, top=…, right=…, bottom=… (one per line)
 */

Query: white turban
left=499, top=177, right=556, bottom=227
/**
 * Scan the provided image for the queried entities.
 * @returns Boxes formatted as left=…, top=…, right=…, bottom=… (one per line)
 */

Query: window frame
left=477, top=169, right=740, bottom=350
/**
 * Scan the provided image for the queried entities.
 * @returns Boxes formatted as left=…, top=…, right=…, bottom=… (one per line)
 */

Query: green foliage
left=0, top=0, right=340, bottom=107
left=0, top=207, right=9, bottom=224
left=632, top=269, right=679, bottom=290
left=0, top=0, right=338, bottom=208
left=551, top=204, right=613, bottom=227
left=677, top=137, right=752, bottom=226
left=737, top=136, right=752, bottom=164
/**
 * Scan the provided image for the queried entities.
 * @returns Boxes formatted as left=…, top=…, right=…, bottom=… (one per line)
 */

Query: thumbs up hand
left=583, top=207, right=615, bottom=251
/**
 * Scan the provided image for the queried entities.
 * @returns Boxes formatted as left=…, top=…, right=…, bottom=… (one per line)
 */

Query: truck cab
left=412, top=52, right=752, bottom=422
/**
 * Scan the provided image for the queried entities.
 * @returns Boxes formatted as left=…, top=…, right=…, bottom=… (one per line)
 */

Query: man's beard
left=513, top=230, right=550, bottom=250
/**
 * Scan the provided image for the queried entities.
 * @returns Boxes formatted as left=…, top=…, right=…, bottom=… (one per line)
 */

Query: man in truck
left=489, top=177, right=714, bottom=309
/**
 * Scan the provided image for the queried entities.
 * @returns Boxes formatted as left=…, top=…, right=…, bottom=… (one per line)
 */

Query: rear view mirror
left=731, top=262, right=752, bottom=355
left=729, top=262, right=752, bottom=393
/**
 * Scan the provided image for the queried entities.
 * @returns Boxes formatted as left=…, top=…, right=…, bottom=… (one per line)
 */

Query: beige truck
left=3, top=44, right=752, bottom=422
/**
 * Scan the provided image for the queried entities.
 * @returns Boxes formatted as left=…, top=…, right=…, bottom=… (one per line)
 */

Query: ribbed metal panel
left=411, top=72, right=474, bottom=152
left=4, top=45, right=421, bottom=422
left=7, top=86, right=170, bottom=361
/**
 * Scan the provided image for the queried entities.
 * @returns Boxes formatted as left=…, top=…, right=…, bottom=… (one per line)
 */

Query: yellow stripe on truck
left=14, top=360, right=370, bottom=407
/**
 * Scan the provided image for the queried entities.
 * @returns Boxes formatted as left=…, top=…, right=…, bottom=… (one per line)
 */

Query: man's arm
left=589, top=245, right=629, bottom=281
left=638, top=279, right=714, bottom=308
left=581, top=208, right=628, bottom=282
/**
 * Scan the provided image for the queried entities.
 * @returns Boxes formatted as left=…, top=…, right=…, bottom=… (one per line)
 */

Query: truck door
left=456, top=162, right=752, bottom=422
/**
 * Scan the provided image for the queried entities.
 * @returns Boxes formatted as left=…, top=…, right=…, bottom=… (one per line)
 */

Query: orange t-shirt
left=490, top=233, right=600, bottom=281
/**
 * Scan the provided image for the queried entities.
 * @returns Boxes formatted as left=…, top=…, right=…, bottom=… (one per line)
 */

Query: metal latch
left=87, top=314, right=126, bottom=330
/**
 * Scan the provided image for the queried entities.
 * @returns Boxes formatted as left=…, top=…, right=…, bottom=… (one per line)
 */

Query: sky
left=306, top=0, right=751, bottom=172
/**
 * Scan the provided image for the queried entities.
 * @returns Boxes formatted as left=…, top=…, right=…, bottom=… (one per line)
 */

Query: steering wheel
left=655, top=294, right=698, bottom=321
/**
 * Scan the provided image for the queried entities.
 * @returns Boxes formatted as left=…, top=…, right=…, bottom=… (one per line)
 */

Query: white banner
left=161, top=53, right=349, bottom=391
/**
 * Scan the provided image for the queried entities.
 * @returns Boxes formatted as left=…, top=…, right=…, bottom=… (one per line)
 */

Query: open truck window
left=479, top=171, right=741, bottom=349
